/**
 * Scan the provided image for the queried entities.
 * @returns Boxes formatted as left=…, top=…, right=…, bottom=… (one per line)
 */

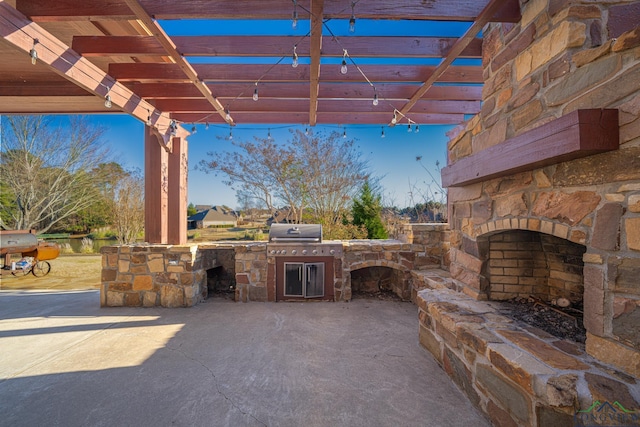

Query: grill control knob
left=270, top=250, right=276, bottom=254
left=330, top=250, right=335, bottom=255
left=292, top=250, right=297, bottom=255
left=302, top=250, right=307, bottom=255
left=312, top=250, right=317, bottom=255
left=282, top=250, right=287, bottom=255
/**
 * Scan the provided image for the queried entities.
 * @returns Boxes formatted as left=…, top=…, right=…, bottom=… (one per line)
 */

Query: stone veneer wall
left=101, top=244, right=207, bottom=308
left=444, top=0, right=640, bottom=376
left=100, top=224, right=450, bottom=306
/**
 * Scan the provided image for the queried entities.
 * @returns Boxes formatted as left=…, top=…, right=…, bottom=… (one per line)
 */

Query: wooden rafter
left=109, top=63, right=483, bottom=84
left=126, top=83, right=483, bottom=102
left=72, top=35, right=482, bottom=58
left=0, top=1, right=174, bottom=143
left=121, top=0, right=232, bottom=125
left=394, top=0, right=511, bottom=124
left=18, top=0, right=521, bottom=23
left=308, top=0, right=324, bottom=126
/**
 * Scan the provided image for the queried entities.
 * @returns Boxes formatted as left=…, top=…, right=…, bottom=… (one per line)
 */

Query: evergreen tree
left=352, top=181, right=388, bottom=239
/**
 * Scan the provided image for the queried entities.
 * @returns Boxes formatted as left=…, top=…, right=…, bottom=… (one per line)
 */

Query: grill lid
left=268, top=224, right=322, bottom=243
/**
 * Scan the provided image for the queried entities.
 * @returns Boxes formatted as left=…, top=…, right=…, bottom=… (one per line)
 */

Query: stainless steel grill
left=268, top=224, right=322, bottom=243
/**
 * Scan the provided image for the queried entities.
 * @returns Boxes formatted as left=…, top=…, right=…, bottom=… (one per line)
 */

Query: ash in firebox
left=500, top=297, right=586, bottom=343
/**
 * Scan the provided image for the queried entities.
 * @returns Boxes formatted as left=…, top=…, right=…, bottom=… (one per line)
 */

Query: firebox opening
left=350, top=267, right=410, bottom=301
left=484, top=230, right=587, bottom=342
left=207, top=266, right=235, bottom=299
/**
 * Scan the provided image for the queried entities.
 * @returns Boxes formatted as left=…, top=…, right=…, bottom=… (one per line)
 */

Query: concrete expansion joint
left=164, top=343, right=267, bottom=426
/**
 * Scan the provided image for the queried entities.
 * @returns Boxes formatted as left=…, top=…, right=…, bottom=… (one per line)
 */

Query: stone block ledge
left=417, top=287, right=640, bottom=427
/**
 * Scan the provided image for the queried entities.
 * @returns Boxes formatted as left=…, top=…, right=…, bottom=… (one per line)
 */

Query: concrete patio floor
left=0, top=290, right=490, bottom=427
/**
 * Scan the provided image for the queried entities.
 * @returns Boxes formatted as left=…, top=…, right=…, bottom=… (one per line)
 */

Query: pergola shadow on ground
left=0, top=290, right=489, bottom=427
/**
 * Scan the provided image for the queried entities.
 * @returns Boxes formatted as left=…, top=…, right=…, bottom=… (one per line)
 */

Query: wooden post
left=145, top=129, right=169, bottom=243
left=168, top=136, right=188, bottom=244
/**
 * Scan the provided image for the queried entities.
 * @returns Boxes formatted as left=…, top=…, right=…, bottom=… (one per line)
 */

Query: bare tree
left=198, top=129, right=371, bottom=228
left=109, top=169, right=145, bottom=244
left=0, top=116, right=109, bottom=233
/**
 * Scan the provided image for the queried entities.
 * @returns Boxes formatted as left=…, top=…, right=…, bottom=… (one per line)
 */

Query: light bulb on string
left=205, top=122, right=209, bottom=130
left=170, top=120, right=177, bottom=137
left=381, top=127, right=385, bottom=138
left=407, top=123, right=412, bottom=133
left=253, top=84, right=259, bottom=101
left=349, top=2, right=356, bottom=33
left=228, top=128, right=233, bottom=140
left=292, top=0, right=298, bottom=29
left=191, top=125, right=197, bottom=134
left=146, top=109, right=152, bottom=126
left=391, top=111, right=397, bottom=125
left=304, top=127, right=309, bottom=136
left=343, top=129, right=347, bottom=139
left=104, top=87, right=112, bottom=108
left=225, top=107, right=231, bottom=121
left=340, top=50, right=348, bottom=74
left=292, top=46, right=299, bottom=68
left=372, top=92, right=379, bottom=106
left=267, top=129, right=273, bottom=141
left=415, top=124, right=420, bottom=133
left=29, top=39, right=38, bottom=65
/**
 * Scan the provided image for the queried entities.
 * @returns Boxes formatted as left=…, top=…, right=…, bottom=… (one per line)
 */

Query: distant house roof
left=188, top=207, right=237, bottom=224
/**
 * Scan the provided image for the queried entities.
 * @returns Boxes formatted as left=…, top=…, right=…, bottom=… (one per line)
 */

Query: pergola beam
left=17, top=0, right=521, bottom=22
left=394, top=0, right=513, bottom=123
left=121, top=0, right=233, bottom=125
left=308, top=0, right=324, bottom=126
left=72, top=35, right=482, bottom=58
left=0, top=1, right=174, bottom=143
left=109, top=63, right=483, bottom=83
left=127, top=82, right=483, bottom=101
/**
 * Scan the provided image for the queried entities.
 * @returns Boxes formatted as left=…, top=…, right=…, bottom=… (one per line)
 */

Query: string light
left=292, top=45, right=299, bottom=68
left=407, top=123, right=412, bottom=133
left=381, top=127, right=385, bottom=138
left=253, top=83, right=259, bottom=101
left=292, top=0, right=298, bottom=29
left=29, top=38, right=38, bottom=65
left=304, top=127, right=309, bottom=136
left=224, top=107, right=231, bottom=121
left=341, top=50, right=348, bottom=75
left=191, top=125, right=197, bottom=134
left=372, top=92, right=379, bottom=106
left=349, top=2, right=356, bottom=33
left=228, top=127, right=233, bottom=140
left=415, top=124, right=420, bottom=133
left=170, top=120, right=177, bottom=137
left=205, top=122, right=209, bottom=130
left=146, top=109, right=152, bottom=126
left=391, top=110, right=397, bottom=124
left=267, top=128, right=273, bottom=141
left=343, top=128, right=347, bottom=138
left=104, top=87, right=112, bottom=108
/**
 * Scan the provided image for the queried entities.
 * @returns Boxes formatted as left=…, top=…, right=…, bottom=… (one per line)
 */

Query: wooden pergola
left=0, top=0, right=520, bottom=244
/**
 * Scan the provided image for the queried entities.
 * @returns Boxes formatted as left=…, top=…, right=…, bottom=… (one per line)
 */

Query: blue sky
left=6, top=17, right=475, bottom=209
left=92, top=115, right=450, bottom=209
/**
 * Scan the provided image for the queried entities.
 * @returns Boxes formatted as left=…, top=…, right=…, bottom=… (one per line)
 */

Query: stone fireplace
left=416, top=1, right=640, bottom=425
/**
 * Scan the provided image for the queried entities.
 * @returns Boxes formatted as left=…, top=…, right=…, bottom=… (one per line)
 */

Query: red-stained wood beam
left=441, top=110, right=620, bottom=187
left=394, top=0, right=511, bottom=124
left=72, top=35, right=482, bottom=58
left=110, top=63, right=482, bottom=83
left=121, top=0, right=233, bottom=124
left=128, top=82, right=483, bottom=101
left=171, top=111, right=467, bottom=125
left=18, top=0, right=521, bottom=23
left=0, top=82, right=93, bottom=96
left=0, top=2, right=174, bottom=144
left=152, top=98, right=480, bottom=115
left=309, top=0, right=324, bottom=126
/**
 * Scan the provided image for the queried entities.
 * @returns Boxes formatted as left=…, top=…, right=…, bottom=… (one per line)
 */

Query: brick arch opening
left=349, top=262, right=412, bottom=301
left=476, top=229, right=587, bottom=303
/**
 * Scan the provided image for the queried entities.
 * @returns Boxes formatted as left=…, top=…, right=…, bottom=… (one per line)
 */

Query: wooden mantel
left=441, top=109, right=620, bottom=187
